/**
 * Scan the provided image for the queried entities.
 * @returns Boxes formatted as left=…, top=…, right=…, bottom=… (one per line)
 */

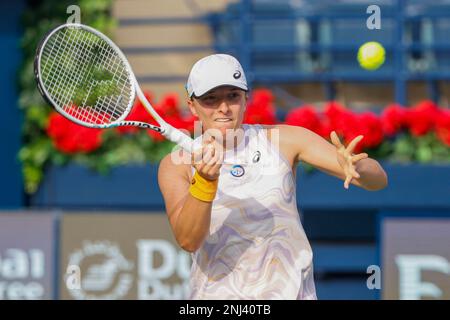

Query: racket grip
left=163, top=126, right=193, bottom=153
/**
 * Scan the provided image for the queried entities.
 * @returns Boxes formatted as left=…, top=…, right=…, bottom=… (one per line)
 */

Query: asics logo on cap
left=233, top=70, right=241, bottom=79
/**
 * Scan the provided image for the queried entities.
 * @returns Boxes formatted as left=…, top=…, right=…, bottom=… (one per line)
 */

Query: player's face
left=188, top=86, right=247, bottom=136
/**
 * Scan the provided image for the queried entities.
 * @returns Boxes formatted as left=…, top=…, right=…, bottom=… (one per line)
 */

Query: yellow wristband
left=189, top=171, right=218, bottom=202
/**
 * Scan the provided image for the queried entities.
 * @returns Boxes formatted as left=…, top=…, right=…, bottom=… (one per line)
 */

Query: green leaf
left=416, top=145, right=433, bottom=163
left=23, top=164, right=43, bottom=194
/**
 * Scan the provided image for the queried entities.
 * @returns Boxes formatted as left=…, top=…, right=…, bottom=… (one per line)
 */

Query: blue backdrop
left=0, top=1, right=24, bottom=208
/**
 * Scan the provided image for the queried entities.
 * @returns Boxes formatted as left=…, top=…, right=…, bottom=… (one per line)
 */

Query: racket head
left=34, top=23, right=137, bottom=128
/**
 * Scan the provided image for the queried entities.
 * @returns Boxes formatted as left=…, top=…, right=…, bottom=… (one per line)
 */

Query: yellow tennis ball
left=357, top=41, right=385, bottom=70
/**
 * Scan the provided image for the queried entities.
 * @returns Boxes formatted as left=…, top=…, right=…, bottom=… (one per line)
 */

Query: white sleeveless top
left=189, top=124, right=317, bottom=300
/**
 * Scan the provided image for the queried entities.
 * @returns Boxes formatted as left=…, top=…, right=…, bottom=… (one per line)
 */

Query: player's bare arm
left=158, top=140, right=221, bottom=252
left=271, top=124, right=388, bottom=191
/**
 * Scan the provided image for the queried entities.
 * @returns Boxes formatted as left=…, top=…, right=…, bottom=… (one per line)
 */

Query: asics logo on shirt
left=252, top=151, right=261, bottom=163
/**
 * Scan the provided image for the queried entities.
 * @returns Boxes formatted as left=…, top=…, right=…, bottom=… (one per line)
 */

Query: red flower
left=115, top=91, right=195, bottom=142
left=46, top=112, right=103, bottom=154
left=406, top=100, right=439, bottom=137
left=435, top=108, right=450, bottom=147
left=285, top=105, right=322, bottom=134
left=69, top=106, right=112, bottom=125
left=145, top=115, right=193, bottom=142
left=356, top=112, right=384, bottom=152
left=324, top=101, right=353, bottom=131
left=323, top=101, right=360, bottom=142
left=322, top=102, right=383, bottom=152
left=177, top=114, right=197, bottom=134
left=251, top=88, right=273, bottom=106
left=317, top=118, right=334, bottom=139
left=154, top=93, right=180, bottom=118
left=244, top=89, right=277, bottom=124
left=116, top=91, right=154, bottom=134
left=165, top=115, right=195, bottom=134
left=381, top=104, right=407, bottom=136
left=143, top=93, right=195, bottom=142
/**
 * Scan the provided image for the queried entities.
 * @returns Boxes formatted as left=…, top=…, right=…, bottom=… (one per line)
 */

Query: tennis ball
left=357, top=41, right=385, bottom=70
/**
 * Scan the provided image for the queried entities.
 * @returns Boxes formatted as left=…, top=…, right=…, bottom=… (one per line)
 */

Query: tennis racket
left=34, top=23, right=193, bottom=153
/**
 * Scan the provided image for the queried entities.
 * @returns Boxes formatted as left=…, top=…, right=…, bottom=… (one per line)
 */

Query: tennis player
left=158, top=54, right=388, bottom=299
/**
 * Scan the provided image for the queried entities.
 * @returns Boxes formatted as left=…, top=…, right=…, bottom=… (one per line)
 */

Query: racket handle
left=163, top=125, right=193, bottom=153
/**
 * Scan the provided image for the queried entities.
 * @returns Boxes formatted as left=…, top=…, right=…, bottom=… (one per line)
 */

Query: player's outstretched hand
left=330, top=131, right=369, bottom=189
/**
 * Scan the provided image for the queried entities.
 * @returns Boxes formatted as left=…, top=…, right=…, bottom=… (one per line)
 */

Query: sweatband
left=189, top=171, right=218, bottom=202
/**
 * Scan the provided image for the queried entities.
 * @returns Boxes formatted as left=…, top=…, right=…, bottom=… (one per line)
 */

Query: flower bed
left=22, top=87, right=450, bottom=194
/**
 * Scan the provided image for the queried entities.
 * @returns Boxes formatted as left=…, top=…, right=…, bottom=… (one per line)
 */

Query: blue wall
left=0, top=1, right=24, bottom=208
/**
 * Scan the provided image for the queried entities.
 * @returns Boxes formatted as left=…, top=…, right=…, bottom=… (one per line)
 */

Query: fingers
left=192, top=137, right=219, bottom=164
left=206, top=146, right=223, bottom=167
left=206, top=163, right=222, bottom=177
left=330, top=131, right=344, bottom=149
left=332, top=132, right=366, bottom=158
left=202, top=144, right=215, bottom=164
left=343, top=163, right=360, bottom=189
left=332, top=133, right=366, bottom=190
left=344, top=175, right=352, bottom=189
left=201, top=156, right=222, bottom=181
left=349, top=167, right=360, bottom=179
left=346, top=135, right=364, bottom=154
left=191, top=137, right=223, bottom=180
left=191, top=147, right=204, bottom=165
left=352, top=153, right=368, bottom=163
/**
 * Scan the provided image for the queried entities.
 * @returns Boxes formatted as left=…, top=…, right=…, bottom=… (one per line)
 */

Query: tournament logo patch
left=230, top=164, right=245, bottom=177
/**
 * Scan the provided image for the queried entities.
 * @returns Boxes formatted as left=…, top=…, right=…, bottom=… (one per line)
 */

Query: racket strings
left=40, top=26, right=133, bottom=125
left=46, top=30, right=98, bottom=122
left=42, top=31, right=76, bottom=107
left=43, top=29, right=103, bottom=123
left=94, top=44, right=130, bottom=124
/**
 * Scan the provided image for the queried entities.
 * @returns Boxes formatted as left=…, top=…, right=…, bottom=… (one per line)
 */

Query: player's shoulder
left=260, top=124, right=309, bottom=142
left=260, top=123, right=306, bottom=132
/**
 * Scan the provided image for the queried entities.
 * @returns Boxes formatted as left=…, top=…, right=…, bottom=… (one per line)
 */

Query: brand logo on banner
left=136, top=239, right=190, bottom=300
left=0, top=213, right=54, bottom=300
left=0, top=249, right=46, bottom=299
left=60, top=214, right=191, bottom=300
left=67, top=241, right=134, bottom=299
left=382, top=216, right=450, bottom=300
left=395, top=254, right=450, bottom=300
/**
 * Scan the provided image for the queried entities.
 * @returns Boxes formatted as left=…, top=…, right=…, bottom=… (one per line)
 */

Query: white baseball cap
left=186, top=54, right=248, bottom=98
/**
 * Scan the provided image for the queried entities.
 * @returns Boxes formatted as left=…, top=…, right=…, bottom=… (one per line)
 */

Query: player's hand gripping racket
left=34, top=23, right=193, bottom=153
